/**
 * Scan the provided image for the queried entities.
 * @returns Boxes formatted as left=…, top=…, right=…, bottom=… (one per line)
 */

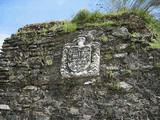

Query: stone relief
left=61, top=36, right=100, bottom=78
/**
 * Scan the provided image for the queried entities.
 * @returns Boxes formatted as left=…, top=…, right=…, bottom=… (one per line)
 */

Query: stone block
left=61, top=36, right=100, bottom=78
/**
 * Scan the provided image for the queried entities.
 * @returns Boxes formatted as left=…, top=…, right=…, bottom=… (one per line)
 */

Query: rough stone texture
left=0, top=14, right=160, bottom=120
left=61, top=36, right=100, bottom=78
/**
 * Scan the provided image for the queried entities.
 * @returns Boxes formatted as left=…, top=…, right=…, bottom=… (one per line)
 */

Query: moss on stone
left=49, top=23, right=62, bottom=31
left=45, top=56, right=53, bottom=66
left=108, top=82, right=123, bottom=92
left=154, top=63, right=160, bottom=68
left=104, top=54, right=112, bottom=60
left=124, top=70, right=133, bottom=77
left=127, top=43, right=136, bottom=52
left=100, top=35, right=109, bottom=43
left=131, top=32, right=141, bottom=38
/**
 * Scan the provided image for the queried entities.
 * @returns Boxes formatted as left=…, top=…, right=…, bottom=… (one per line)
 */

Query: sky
left=0, top=0, right=98, bottom=49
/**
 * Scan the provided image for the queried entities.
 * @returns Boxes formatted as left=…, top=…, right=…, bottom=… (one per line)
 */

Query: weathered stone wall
left=0, top=15, right=160, bottom=120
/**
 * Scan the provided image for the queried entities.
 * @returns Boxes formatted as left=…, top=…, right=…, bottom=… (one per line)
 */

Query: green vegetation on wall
left=71, top=9, right=160, bottom=48
left=72, top=10, right=104, bottom=24
left=16, top=8, right=160, bottom=48
left=62, top=22, right=77, bottom=33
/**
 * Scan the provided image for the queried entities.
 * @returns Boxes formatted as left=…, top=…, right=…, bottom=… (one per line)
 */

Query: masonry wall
left=0, top=14, right=160, bottom=120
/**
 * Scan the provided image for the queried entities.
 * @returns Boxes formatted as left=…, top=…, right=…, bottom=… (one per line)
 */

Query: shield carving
left=67, top=45, right=91, bottom=72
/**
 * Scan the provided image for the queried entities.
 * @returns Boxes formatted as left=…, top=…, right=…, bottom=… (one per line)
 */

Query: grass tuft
left=150, top=41, right=160, bottom=48
left=62, top=22, right=77, bottom=33
left=72, top=9, right=91, bottom=24
left=72, top=9, right=105, bottom=24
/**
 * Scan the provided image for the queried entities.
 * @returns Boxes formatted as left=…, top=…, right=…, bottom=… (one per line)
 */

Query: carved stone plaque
left=61, top=36, right=100, bottom=78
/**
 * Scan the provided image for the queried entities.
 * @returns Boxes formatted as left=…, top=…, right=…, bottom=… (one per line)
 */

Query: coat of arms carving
left=61, top=36, right=100, bottom=78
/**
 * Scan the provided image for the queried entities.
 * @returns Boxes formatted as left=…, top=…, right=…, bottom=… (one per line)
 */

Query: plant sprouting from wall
left=97, top=0, right=160, bottom=19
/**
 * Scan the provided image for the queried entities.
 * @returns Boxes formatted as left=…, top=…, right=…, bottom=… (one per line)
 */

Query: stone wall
left=0, top=16, right=160, bottom=120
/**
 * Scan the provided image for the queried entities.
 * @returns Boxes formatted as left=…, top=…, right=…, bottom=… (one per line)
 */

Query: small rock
left=17, top=74, right=24, bottom=80
left=113, top=53, right=127, bottom=58
left=83, top=115, right=91, bottom=120
left=84, top=79, right=96, bottom=85
left=106, top=66, right=119, bottom=70
left=0, top=104, right=10, bottom=110
left=32, top=112, right=50, bottom=120
left=23, top=86, right=38, bottom=91
left=0, top=115, right=5, bottom=120
left=69, top=107, right=79, bottom=115
left=119, top=44, right=128, bottom=49
left=119, top=82, right=132, bottom=91
left=112, top=27, right=130, bottom=39
left=141, top=65, right=153, bottom=69
left=87, top=30, right=97, bottom=40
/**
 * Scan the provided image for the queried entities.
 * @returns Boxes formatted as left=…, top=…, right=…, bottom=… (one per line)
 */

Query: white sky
left=0, top=34, right=9, bottom=50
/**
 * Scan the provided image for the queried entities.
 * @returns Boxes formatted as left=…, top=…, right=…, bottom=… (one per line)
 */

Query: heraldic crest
left=61, top=36, right=100, bottom=78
